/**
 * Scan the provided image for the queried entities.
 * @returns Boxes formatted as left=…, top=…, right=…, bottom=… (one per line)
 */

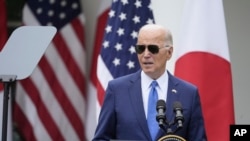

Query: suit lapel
left=158, top=72, right=180, bottom=138
left=128, top=71, right=152, bottom=140
left=128, top=71, right=181, bottom=140
left=166, top=73, right=180, bottom=124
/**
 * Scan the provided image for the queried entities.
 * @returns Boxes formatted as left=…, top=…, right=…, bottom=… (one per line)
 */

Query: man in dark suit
left=92, top=24, right=207, bottom=141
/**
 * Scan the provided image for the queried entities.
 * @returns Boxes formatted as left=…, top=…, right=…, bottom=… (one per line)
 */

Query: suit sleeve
left=188, top=89, right=207, bottom=141
left=92, top=82, right=116, bottom=141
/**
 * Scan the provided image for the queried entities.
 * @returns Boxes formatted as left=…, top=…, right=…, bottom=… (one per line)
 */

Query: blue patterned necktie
left=147, top=80, right=159, bottom=141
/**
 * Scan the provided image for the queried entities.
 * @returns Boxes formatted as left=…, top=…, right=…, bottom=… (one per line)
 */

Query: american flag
left=86, top=0, right=154, bottom=139
left=97, top=0, right=155, bottom=105
left=14, top=0, right=87, bottom=141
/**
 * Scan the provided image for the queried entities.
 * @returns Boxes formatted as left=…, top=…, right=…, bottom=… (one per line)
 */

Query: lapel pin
left=171, top=89, right=177, bottom=94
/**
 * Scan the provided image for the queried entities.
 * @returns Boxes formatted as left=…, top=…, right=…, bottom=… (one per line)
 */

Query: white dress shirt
left=141, top=70, right=169, bottom=118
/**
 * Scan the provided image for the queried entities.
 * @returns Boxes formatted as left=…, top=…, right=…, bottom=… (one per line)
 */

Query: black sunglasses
left=135, top=45, right=169, bottom=54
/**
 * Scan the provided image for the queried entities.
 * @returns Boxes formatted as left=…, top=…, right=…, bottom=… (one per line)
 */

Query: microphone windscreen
left=173, top=101, right=182, bottom=109
left=157, top=99, right=166, bottom=110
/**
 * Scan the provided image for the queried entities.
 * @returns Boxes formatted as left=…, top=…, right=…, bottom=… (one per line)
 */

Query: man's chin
left=143, top=69, right=154, bottom=76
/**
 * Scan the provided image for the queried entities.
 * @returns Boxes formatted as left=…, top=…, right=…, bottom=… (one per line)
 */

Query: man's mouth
left=143, top=62, right=153, bottom=65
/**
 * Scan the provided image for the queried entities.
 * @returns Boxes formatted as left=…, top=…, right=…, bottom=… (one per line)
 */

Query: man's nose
left=143, top=47, right=152, bottom=56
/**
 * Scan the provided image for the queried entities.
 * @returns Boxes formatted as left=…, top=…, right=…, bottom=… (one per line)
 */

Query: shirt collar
left=141, top=70, right=168, bottom=89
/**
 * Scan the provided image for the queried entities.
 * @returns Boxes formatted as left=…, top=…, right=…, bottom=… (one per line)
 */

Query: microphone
left=156, top=99, right=167, bottom=129
left=173, top=101, right=184, bottom=128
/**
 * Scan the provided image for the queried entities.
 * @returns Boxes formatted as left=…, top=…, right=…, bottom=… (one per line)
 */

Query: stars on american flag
left=103, top=40, right=109, bottom=48
left=113, top=58, right=121, bottom=66
left=117, top=28, right=125, bottom=36
left=134, top=0, right=142, bottom=8
left=108, top=10, right=115, bottom=18
left=29, top=0, right=81, bottom=29
left=115, top=43, right=122, bottom=51
left=131, top=30, right=138, bottom=39
left=119, top=13, right=127, bottom=21
left=121, top=0, right=129, bottom=5
left=100, top=0, right=154, bottom=78
left=127, top=60, right=135, bottom=69
left=133, top=15, right=140, bottom=24
left=129, top=46, right=136, bottom=54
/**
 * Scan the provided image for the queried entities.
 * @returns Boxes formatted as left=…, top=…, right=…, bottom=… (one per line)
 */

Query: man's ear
left=167, top=46, right=173, bottom=60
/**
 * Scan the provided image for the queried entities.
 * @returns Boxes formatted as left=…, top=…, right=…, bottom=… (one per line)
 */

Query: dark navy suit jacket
left=93, top=70, right=207, bottom=141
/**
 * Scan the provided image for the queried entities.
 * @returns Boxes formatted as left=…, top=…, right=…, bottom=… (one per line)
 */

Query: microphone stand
left=166, top=122, right=173, bottom=135
left=159, top=118, right=183, bottom=135
left=157, top=101, right=186, bottom=141
left=157, top=121, right=185, bottom=141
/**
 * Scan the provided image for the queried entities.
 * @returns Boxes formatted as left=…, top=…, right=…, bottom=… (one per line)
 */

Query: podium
left=0, top=26, right=57, bottom=141
left=158, top=134, right=186, bottom=141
